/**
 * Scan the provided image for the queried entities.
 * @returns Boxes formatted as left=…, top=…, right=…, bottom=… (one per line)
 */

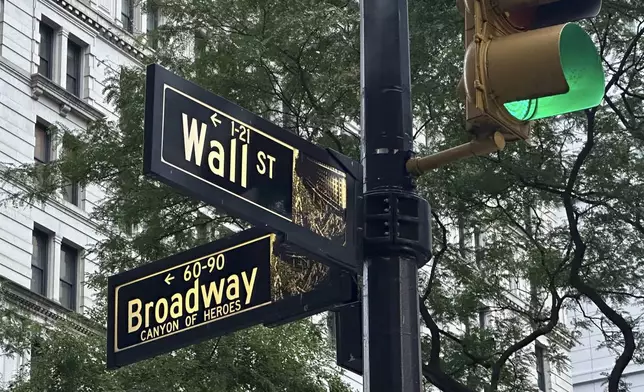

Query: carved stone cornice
left=31, top=73, right=105, bottom=122
left=0, top=276, right=104, bottom=338
left=51, top=0, right=153, bottom=61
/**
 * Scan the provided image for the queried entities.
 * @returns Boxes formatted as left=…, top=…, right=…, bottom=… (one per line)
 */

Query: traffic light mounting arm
left=406, top=131, right=505, bottom=175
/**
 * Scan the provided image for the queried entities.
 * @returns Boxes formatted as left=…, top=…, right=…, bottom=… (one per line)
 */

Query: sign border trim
left=113, top=233, right=275, bottom=353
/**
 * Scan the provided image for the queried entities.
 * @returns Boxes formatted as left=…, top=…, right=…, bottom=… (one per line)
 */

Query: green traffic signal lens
left=504, top=23, right=605, bottom=121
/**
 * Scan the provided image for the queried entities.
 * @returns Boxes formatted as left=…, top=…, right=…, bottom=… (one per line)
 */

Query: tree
left=414, top=2, right=644, bottom=392
left=1, top=0, right=643, bottom=391
left=0, top=1, right=358, bottom=390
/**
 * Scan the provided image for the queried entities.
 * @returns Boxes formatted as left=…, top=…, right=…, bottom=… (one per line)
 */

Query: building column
left=83, top=48, right=95, bottom=102
left=31, top=17, right=41, bottom=75
left=133, top=4, right=142, bottom=33
left=77, top=249, right=87, bottom=314
left=54, top=29, right=69, bottom=89
left=49, top=236, right=62, bottom=303
left=114, top=0, right=123, bottom=29
left=0, top=0, right=5, bottom=57
left=142, top=11, right=148, bottom=36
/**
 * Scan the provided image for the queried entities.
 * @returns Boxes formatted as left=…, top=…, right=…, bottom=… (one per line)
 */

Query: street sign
left=143, top=64, right=362, bottom=273
left=107, top=227, right=356, bottom=369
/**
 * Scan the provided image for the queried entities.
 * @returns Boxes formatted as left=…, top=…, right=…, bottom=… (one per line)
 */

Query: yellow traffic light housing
left=406, top=0, right=606, bottom=175
left=459, top=0, right=605, bottom=141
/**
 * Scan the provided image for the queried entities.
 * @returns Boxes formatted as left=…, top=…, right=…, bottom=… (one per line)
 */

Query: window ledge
left=0, top=165, right=103, bottom=236
left=0, top=276, right=104, bottom=337
left=30, top=73, right=105, bottom=122
left=55, top=194, right=88, bottom=219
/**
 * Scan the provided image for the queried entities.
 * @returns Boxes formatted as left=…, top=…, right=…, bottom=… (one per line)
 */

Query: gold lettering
left=182, top=114, right=207, bottom=166
left=207, top=140, right=225, bottom=177
left=202, top=300, right=243, bottom=323
left=267, top=154, right=276, bottom=178
left=201, top=278, right=225, bottom=308
left=241, top=267, right=258, bottom=304
left=128, top=265, right=261, bottom=339
left=256, top=151, right=276, bottom=179
left=170, top=293, right=183, bottom=318
left=155, top=298, right=169, bottom=324
left=149, top=328, right=155, bottom=339
left=144, top=302, right=154, bottom=327
left=229, top=138, right=237, bottom=183
left=229, top=300, right=241, bottom=314
left=226, top=275, right=240, bottom=301
left=186, top=278, right=199, bottom=314
left=128, top=299, right=142, bottom=333
left=256, top=151, right=267, bottom=175
left=240, top=143, right=248, bottom=188
left=139, top=320, right=179, bottom=342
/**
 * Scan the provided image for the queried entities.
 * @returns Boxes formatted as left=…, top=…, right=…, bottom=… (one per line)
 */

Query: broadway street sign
left=107, top=227, right=356, bottom=369
left=143, top=63, right=362, bottom=273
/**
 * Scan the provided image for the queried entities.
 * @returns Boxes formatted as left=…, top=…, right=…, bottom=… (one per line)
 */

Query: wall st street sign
left=143, top=64, right=362, bottom=273
left=107, top=228, right=356, bottom=369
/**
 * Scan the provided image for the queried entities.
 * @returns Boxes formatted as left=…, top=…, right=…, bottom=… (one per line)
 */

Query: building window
left=66, top=40, right=82, bottom=96
left=31, top=230, right=49, bottom=295
left=478, top=307, right=490, bottom=329
left=61, top=181, right=79, bottom=205
left=60, top=140, right=81, bottom=206
left=34, top=123, right=51, bottom=164
left=30, top=338, right=43, bottom=378
left=121, top=0, right=133, bottom=32
left=38, top=23, right=54, bottom=78
left=536, top=345, right=546, bottom=391
left=146, top=6, right=159, bottom=49
left=59, top=243, right=77, bottom=310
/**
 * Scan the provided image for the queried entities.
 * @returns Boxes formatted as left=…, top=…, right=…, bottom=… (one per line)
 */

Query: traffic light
left=458, top=0, right=605, bottom=142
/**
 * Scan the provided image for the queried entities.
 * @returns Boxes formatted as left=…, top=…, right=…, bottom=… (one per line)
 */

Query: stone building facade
left=0, top=0, right=153, bottom=384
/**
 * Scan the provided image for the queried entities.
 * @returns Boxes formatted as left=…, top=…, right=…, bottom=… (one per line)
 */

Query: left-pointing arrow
left=211, top=113, right=222, bottom=127
left=164, top=273, right=174, bottom=285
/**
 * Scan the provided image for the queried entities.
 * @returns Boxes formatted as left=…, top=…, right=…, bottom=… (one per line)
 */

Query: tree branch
left=563, top=110, right=635, bottom=392
left=488, top=292, right=562, bottom=391
left=597, top=290, right=644, bottom=301
left=438, top=327, right=494, bottom=369
left=419, top=300, right=476, bottom=392
left=423, top=210, right=448, bottom=301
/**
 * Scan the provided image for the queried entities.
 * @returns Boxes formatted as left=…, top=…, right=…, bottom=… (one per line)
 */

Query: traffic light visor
left=503, top=23, right=605, bottom=121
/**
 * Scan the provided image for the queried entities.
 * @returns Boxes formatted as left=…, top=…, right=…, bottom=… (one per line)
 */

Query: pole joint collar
left=363, top=189, right=432, bottom=266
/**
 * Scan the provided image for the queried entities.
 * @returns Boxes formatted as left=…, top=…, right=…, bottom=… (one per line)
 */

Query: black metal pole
left=360, top=0, right=430, bottom=391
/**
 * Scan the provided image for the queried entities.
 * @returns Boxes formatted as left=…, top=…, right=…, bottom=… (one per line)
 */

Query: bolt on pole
left=360, top=0, right=431, bottom=391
